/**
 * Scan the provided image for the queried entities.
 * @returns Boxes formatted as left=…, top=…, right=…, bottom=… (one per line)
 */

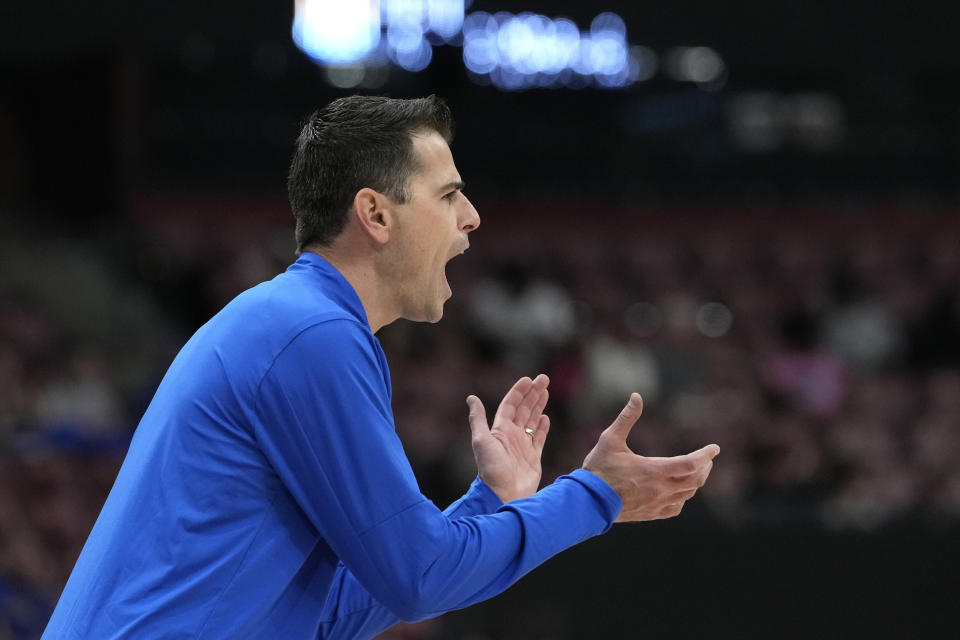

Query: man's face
left=386, top=130, right=480, bottom=323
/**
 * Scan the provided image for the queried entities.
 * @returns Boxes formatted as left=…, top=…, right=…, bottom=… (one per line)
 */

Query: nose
left=459, top=194, right=480, bottom=232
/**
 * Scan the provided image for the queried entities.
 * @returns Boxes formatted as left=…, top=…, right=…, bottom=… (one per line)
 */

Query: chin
left=404, top=302, right=444, bottom=324
left=426, top=290, right=450, bottom=323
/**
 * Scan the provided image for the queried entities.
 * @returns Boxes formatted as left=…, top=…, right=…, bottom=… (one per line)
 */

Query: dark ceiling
left=2, top=1, right=959, bottom=219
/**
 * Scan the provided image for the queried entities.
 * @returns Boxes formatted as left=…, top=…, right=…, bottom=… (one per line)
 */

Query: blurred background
left=2, top=1, right=959, bottom=638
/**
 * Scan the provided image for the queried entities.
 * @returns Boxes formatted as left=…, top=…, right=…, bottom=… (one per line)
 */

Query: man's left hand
left=466, top=374, right=551, bottom=503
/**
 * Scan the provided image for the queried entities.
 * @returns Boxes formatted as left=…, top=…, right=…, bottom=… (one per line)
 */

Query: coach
left=42, top=95, right=719, bottom=639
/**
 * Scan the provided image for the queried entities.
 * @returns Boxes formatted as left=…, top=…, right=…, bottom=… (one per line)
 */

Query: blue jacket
left=42, top=253, right=621, bottom=639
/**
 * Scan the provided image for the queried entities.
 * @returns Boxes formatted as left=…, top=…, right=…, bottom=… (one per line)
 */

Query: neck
left=307, top=245, right=396, bottom=333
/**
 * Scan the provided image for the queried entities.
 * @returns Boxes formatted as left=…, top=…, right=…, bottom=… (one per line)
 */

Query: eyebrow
left=438, top=180, right=466, bottom=194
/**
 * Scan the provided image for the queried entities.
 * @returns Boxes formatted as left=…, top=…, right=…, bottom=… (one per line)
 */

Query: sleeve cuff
left=564, top=468, right=623, bottom=526
left=470, top=476, right=506, bottom=512
left=443, top=476, right=504, bottom=519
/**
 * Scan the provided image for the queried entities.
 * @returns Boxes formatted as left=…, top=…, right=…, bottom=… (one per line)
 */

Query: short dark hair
left=287, top=95, right=454, bottom=253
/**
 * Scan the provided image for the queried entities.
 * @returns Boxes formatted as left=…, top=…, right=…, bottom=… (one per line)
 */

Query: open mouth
left=441, top=245, right=468, bottom=298
left=448, top=242, right=469, bottom=262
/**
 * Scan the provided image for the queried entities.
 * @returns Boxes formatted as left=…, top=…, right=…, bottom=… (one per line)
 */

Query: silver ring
left=524, top=428, right=536, bottom=437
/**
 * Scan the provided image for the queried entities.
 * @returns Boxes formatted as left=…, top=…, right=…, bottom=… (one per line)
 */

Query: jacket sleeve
left=253, top=320, right=621, bottom=625
left=316, top=476, right=504, bottom=640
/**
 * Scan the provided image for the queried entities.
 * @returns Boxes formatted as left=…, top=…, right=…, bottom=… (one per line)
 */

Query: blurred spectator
left=823, top=257, right=904, bottom=371
left=652, top=292, right=709, bottom=409
left=468, top=260, right=577, bottom=369
left=33, top=343, right=124, bottom=438
left=762, top=308, right=848, bottom=418
left=582, top=333, right=661, bottom=413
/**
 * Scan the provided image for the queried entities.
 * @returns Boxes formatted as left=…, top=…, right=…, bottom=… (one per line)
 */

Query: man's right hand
left=582, top=393, right=720, bottom=523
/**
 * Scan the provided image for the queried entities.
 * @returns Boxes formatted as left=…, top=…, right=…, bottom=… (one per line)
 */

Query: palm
left=467, top=375, right=551, bottom=503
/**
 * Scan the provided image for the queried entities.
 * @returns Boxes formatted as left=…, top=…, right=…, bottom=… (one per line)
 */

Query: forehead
left=409, top=130, right=460, bottom=188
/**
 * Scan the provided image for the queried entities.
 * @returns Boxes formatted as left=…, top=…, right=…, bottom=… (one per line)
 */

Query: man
left=43, top=95, right=719, bottom=639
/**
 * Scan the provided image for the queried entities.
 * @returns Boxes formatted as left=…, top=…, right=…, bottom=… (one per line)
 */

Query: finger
left=603, top=393, right=644, bottom=443
left=665, top=463, right=714, bottom=494
left=696, top=459, right=714, bottom=487
left=700, top=444, right=721, bottom=459
left=466, top=395, right=489, bottom=441
left=531, top=373, right=549, bottom=390
left=517, top=386, right=548, bottom=432
left=670, top=487, right=699, bottom=502
left=533, top=414, right=550, bottom=452
left=662, top=444, right=721, bottom=478
left=497, top=377, right=532, bottom=424
left=659, top=503, right=684, bottom=519
left=526, top=376, right=550, bottom=428
left=514, top=374, right=548, bottom=428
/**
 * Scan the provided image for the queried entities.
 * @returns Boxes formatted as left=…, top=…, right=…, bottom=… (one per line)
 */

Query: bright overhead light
left=290, top=1, right=727, bottom=93
left=462, top=10, right=636, bottom=90
left=292, top=0, right=381, bottom=64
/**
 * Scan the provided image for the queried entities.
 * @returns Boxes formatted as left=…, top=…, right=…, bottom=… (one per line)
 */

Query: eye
left=442, top=191, right=457, bottom=201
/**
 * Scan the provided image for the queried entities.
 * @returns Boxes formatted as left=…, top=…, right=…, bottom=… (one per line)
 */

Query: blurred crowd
left=2, top=209, right=959, bottom=637
left=385, top=211, right=960, bottom=537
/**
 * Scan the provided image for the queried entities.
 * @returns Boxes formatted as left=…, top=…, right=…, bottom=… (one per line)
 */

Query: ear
left=351, top=187, right=394, bottom=245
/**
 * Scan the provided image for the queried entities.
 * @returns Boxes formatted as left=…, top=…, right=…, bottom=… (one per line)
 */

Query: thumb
left=466, top=395, right=489, bottom=439
left=603, top=393, right=644, bottom=443
left=697, top=443, right=721, bottom=460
